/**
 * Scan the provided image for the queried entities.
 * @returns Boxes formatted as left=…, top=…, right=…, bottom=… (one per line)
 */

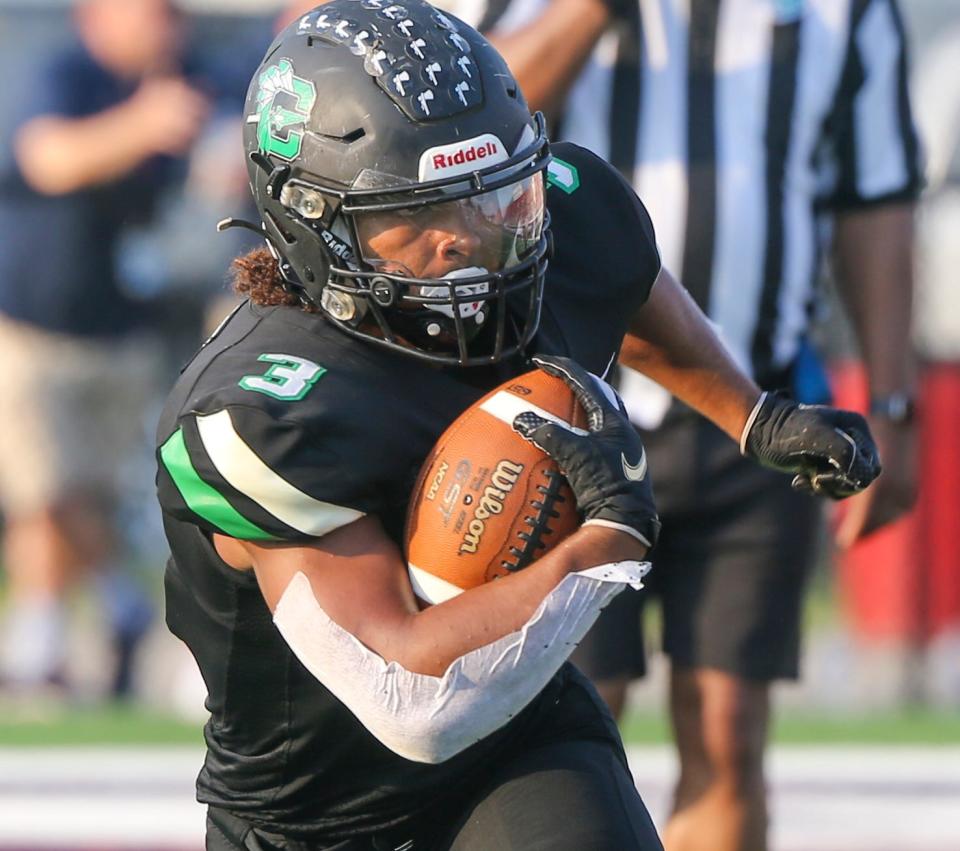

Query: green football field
left=1, top=701, right=958, bottom=747
left=620, top=707, right=960, bottom=745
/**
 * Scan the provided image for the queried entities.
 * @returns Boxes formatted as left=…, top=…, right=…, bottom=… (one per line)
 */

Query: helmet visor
left=353, top=172, right=546, bottom=279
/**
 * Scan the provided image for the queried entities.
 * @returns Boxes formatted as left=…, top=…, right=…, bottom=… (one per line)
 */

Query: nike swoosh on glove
left=741, top=391, right=882, bottom=499
left=512, top=355, right=661, bottom=548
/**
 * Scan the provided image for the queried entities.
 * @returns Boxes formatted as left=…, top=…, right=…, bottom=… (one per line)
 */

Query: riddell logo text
left=433, top=142, right=499, bottom=171
left=419, top=133, right=507, bottom=180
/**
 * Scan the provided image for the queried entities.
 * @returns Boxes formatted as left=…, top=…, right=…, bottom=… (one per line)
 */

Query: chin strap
left=216, top=216, right=268, bottom=238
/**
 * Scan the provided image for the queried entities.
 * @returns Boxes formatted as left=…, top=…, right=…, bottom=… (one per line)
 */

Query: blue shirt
left=0, top=44, right=172, bottom=337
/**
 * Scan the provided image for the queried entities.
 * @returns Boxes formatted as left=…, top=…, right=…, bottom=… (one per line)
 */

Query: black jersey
left=157, top=143, right=660, bottom=839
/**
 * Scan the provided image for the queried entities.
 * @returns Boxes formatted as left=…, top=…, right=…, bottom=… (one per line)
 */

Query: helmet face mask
left=241, top=0, right=552, bottom=366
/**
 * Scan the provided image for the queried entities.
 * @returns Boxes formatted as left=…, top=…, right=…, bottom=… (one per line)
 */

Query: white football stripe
left=196, top=410, right=364, bottom=537
left=407, top=563, right=464, bottom=604
left=479, top=391, right=589, bottom=435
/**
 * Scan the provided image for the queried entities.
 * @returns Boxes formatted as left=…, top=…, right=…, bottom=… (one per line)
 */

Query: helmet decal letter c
left=252, top=59, right=317, bottom=162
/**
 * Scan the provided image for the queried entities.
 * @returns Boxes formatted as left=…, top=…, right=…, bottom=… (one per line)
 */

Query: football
left=404, top=369, right=587, bottom=605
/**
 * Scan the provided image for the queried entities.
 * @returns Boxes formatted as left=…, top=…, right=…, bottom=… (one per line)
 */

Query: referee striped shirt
left=449, top=0, right=922, bottom=388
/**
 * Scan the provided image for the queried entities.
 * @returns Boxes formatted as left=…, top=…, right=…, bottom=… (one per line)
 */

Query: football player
left=156, top=2, right=879, bottom=848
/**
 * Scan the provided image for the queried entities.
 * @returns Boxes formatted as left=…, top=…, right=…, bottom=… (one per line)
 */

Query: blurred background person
left=129, top=0, right=323, bottom=346
left=831, top=12, right=960, bottom=707
left=0, top=0, right=209, bottom=699
left=437, top=0, right=923, bottom=848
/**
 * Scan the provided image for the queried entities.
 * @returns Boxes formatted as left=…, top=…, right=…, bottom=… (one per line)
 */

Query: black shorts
left=206, top=670, right=662, bottom=851
left=572, top=409, right=821, bottom=682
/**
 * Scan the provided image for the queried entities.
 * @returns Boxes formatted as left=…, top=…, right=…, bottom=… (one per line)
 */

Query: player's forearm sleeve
left=272, top=562, right=648, bottom=764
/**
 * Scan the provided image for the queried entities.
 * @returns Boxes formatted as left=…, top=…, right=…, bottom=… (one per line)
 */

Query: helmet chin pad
left=393, top=311, right=487, bottom=351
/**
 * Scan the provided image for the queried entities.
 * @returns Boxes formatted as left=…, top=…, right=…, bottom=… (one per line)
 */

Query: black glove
left=742, top=392, right=881, bottom=498
left=512, top=355, right=660, bottom=548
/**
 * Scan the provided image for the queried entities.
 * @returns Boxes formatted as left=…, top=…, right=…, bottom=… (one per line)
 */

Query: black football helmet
left=230, top=0, right=551, bottom=366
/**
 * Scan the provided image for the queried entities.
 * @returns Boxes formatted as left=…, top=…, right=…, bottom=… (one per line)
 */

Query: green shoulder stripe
left=160, top=428, right=277, bottom=541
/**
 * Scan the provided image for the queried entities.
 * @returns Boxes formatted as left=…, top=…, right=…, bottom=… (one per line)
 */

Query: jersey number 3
left=239, top=354, right=326, bottom=401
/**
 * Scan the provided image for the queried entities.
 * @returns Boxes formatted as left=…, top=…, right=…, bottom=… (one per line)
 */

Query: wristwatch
left=869, top=392, right=916, bottom=424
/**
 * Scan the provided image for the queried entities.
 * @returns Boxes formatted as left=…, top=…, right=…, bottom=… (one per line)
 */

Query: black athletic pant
left=207, top=738, right=662, bottom=851
left=436, top=737, right=662, bottom=850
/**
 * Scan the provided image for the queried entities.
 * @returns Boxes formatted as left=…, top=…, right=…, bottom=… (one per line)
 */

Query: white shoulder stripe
left=196, top=410, right=364, bottom=537
left=479, top=391, right=588, bottom=435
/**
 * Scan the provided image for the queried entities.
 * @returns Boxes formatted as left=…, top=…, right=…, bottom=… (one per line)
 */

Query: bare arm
left=216, top=517, right=644, bottom=677
left=15, top=77, right=209, bottom=196
left=831, top=202, right=918, bottom=544
left=833, top=203, right=916, bottom=403
left=621, top=267, right=761, bottom=440
left=487, top=0, right=610, bottom=117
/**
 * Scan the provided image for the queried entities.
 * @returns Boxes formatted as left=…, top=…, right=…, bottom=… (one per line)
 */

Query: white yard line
left=0, top=748, right=204, bottom=846
left=1, top=746, right=959, bottom=850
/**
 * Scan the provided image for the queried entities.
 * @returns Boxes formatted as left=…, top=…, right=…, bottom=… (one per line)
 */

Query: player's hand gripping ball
left=404, top=370, right=587, bottom=605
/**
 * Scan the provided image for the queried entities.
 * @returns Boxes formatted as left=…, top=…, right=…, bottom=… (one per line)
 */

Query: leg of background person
left=2, top=498, right=153, bottom=698
left=645, top=413, right=815, bottom=851
left=96, top=566, right=156, bottom=698
left=663, top=667, right=770, bottom=851
left=0, top=319, right=158, bottom=697
left=0, top=496, right=109, bottom=688
left=1, top=511, right=69, bottom=686
left=58, top=491, right=155, bottom=698
left=62, top=334, right=159, bottom=698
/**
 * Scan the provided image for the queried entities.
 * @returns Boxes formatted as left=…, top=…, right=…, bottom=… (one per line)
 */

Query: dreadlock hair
left=230, top=247, right=318, bottom=311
